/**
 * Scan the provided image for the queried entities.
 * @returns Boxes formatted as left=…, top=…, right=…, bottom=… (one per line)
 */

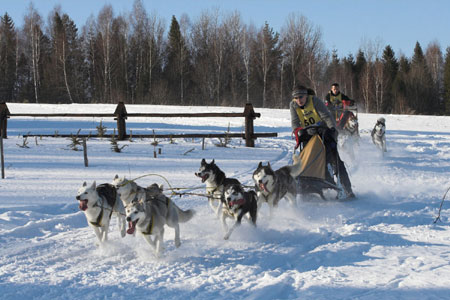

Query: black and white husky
left=252, top=156, right=302, bottom=216
left=195, top=159, right=240, bottom=217
left=371, top=117, right=387, bottom=152
left=76, top=181, right=126, bottom=244
left=125, top=183, right=195, bottom=256
left=221, top=184, right=258, bottom=240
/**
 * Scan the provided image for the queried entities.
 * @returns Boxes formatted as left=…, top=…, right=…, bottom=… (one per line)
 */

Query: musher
left=325, top=83, right=356, bottom=129
left=290, top=85, right=355, bottom=199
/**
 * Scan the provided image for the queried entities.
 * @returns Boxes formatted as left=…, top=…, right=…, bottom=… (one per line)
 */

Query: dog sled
left=293, top=125, right=344, bottom=199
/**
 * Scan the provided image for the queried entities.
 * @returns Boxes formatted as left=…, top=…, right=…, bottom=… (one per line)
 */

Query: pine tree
left=0, top=13, right=17, bottom=101
left=353, top=50, right=366, bottom=101
left=165, top=15, right=190, bottom=104
left=381, top=45, right=398, bottom=113
left=410, top=41, right=436, bottom=114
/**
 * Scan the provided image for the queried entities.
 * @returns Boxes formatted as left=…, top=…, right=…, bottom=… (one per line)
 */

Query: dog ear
left=268, top=161, right=271, bottom=168
left=257, top=162, right=262, bottom=168
left=91, top=181, right=96, bottom=189
left=201, top=158, right=206, bottom=165
left=159, top=184, right=164, bottom=191
left=82, top=181, right=87, bottom=187
left=211, top=159, right=215, bottom=164
left=114, top=174, right=118, bottom=180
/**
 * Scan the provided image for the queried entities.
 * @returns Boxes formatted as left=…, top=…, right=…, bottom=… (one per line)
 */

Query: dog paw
left=175, top=240, right=181, bottom=248
left=223, top=234, right=230, bottom=240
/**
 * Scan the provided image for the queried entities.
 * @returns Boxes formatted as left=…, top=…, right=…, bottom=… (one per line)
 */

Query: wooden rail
left=0, top=102, right=277, bottom=147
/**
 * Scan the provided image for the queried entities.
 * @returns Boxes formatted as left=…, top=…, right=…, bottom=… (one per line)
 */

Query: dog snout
left=76, top=195, right=80, bottom=200
left=126, top=216, right=131, bottom=222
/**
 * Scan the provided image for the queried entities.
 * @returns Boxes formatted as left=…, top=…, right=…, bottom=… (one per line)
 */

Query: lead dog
left=371, top=117, right=387, bottom=152
left=252, top=156, right=302, bottom=217
left=125, top=183, right=195, bottom=256
left=76, top=181, right=126, bottom=244
left=195, top=159, right=240, bottom=217
left=221, top=184, right=258, bottom=240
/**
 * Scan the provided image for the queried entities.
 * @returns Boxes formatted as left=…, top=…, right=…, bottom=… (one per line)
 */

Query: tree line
left=1, top=0, right=450, bottom=115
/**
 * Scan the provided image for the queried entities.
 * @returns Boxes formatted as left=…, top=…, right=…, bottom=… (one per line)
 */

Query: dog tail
left=177, top=208, right=195, bottom=223
left=289, top=153, right=303, bottom=178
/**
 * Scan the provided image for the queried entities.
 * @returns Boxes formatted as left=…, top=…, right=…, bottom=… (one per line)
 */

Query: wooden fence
left=0, top=102, right=277, bottom=147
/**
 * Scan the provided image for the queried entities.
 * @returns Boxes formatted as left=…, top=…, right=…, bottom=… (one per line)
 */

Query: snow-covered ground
left=1, top=103, right=450, bottom=300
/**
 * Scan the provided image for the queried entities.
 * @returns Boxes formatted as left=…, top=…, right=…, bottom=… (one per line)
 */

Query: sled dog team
left=76, top=117, right=386, bottom=256
left=76, top=155, right=303, bottom=255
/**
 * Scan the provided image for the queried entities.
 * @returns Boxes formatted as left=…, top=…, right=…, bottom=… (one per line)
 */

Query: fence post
left=243, top=103, right=258, bottom=147
left=114, top=101, right=127, bottom=140
left=0, top=102, right=10, bottom=139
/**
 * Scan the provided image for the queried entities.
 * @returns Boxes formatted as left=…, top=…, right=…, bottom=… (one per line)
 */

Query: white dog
left=371, top=117, right=387, bottom=152
left=124, top=183, right=195, bottom=256
left=112, top=174, right=149, bottom=207
left=76, top=181, right=126, bottom=244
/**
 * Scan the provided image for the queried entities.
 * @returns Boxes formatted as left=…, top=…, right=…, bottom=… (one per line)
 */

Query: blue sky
left=2, top=0, right=450, bottom=58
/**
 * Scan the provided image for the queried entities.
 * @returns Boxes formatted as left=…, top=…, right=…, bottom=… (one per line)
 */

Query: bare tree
left=425, top=41, right=444, bottom=101
left=179, top=13, right=191, bottom=105
left=49, top=9, right=74, bottom=103
left=240, top=24, right=255, bottom=104
left=23, top=3, right=43, bottom=103
left=212, top=11, right=225, bottom=105
left=280, top=13, right=323, bottom=91
left=359, top=38, right=376, bottom=112
left=97, top=5, right=114, bottom=103
left=190, top=9, right=218, bottom=105
left=222, top=11, right=245, bottom=105
left=146, top=11, right=165, bottom=102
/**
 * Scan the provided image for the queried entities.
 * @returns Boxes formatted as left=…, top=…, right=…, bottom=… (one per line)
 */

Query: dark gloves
left=306, top=127, right=318, bottom=136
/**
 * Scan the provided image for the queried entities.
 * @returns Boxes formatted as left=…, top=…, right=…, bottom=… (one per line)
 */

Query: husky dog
left=341, top=113, right=359, bottom=137
left=125, top=183, right=195, bottom=256
left=221, top=184, right=258, bottom=240
left=338, top=112, right=360, bottom=161
left=371, top=117, right=387, bottom=152
left=195, top=159, right=240, bottom=217
left=252, top=157, right=302, bottom=216
left=112, top=174, right=150, bottom=207
left=76, top=181, right=126, bottom=244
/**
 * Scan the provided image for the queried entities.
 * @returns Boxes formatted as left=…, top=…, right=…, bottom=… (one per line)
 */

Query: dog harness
left=89, top=185, right=117, bottom=227
left=294, top=96, right=322, bottom=127
left=90, top=197, right=113, bottom=227
left=141, top=214, right=154, bottom=235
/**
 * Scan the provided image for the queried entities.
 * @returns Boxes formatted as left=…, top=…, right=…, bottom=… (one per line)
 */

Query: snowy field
left=1, top=103, right=450, bottom=300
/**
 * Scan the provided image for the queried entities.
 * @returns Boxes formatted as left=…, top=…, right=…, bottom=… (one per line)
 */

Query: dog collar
left=229, top=198, right=245, bottom=207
